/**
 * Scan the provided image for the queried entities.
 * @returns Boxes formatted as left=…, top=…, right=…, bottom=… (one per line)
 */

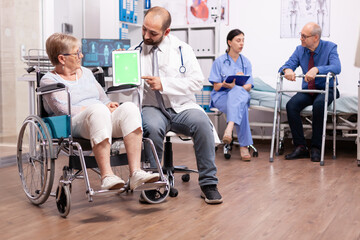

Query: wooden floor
left=1, top=140, right=360, bottom=240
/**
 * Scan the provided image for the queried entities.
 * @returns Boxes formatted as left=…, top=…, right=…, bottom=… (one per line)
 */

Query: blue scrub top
left=208, top=53, right=254, bottom=106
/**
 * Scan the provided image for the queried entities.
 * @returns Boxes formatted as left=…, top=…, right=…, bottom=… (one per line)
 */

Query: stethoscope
left=223, top=52, right=244, bottom=70
left=135, top=41, right=186, bottom=73
left=221, top=52, right=245, bottom=80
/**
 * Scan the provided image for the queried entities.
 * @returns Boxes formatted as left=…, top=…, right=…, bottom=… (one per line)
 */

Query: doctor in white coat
left=136, top=6, right=222, bottom=204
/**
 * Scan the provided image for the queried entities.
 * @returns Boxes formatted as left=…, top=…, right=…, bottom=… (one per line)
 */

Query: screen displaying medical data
left=81, top=38, right=131, bottom=67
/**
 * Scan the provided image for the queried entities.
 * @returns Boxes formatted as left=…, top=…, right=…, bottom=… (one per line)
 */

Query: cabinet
left=119, top=0, right=144, bottom=44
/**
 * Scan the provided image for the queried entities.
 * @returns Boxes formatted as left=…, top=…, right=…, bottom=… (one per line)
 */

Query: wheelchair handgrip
left=106, top=84, right=137, bottom=93
left=27, top=66, right=36, bottom=73
left=37, top=83, right=66, bottom=93
left=92, top=67, right=104, bottom=74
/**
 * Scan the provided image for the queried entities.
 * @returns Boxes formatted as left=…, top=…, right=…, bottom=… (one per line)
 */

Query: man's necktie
left=307, top=51, right=315, bottom=92
left=152, top=46, right=171, bottom=119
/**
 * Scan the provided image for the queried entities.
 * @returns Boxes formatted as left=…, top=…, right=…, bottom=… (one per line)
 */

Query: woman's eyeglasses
left=62, top=50, right=82, bottom=58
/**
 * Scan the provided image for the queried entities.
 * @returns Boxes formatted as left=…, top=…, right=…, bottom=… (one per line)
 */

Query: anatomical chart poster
left=187, top=0, right=229, bottom=25
left=281, top=0, right=330, bottom=38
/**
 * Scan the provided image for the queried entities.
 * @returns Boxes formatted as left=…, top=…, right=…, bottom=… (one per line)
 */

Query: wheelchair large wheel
left=140, top=178, right=170, bottom=204
left=56, top=184, right=71, bottom=218
left=17, top=115, right=55, bottom=205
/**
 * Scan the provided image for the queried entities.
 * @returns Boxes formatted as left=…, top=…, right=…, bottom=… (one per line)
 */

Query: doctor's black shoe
left=201, top=184, right=223, bottom=204
left=285, top=145, right=310, bottom=160
left=310, top=147, right=321, bottom=162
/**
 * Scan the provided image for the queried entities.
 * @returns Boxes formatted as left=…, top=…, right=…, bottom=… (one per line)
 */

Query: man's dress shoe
left=310, top=147, right=321, bottom=162
left=285, top=145, right=310, bottom=160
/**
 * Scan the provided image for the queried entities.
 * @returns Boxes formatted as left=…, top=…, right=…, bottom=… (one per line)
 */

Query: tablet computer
left=112, top=50, right=141, bottom=86
left=225, top=75, right=250, bottom=86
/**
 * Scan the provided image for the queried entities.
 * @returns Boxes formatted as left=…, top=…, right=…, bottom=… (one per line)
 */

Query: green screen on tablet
left=112, top=50, right=141, bottom=86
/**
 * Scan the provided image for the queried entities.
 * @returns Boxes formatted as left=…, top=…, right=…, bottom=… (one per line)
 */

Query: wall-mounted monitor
left=81, top=38, right=131, bottom=68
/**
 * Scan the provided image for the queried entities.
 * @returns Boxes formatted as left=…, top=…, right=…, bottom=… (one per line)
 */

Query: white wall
left=42, top=0, right=360, bottom=96
left=84, top=0, right=100, bottom=38
left=42, top=0, right=83, bottom=44
left=219, top=0, right=360, bottom=96
left=99, top=0, right=119, bottom=39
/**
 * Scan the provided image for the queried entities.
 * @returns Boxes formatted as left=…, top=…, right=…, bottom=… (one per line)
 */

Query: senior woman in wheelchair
left=41, top=33, right=159, bottom=191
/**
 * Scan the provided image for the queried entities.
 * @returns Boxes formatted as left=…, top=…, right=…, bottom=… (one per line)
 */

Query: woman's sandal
left=240, top=147, right=251, bottom=161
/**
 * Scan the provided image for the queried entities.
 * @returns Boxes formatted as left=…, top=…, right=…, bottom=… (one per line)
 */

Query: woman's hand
left=222, top=79, right=236, bottom=89
left=106, top=102, right=119, bottom=113
left=243, top=83, right=252, bottom=92
left=236, top=72, right=244, bottom=76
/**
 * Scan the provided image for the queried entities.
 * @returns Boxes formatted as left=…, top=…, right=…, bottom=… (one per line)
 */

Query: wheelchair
left=16, top=67, right=170, bottom=217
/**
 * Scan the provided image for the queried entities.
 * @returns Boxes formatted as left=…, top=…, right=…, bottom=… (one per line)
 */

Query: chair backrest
left=37, top=72, right=49, bottom=118
left=92, top=68, right=105, bottom=87
left=36, top=71, right=45, bottom=88
left=94, top=73, right=105, bottom=87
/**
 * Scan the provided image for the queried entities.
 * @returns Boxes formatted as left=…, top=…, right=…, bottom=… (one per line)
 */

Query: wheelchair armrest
left=37, top=83, right=66, bottom=93
left=106, top=84, right=138, bottom=94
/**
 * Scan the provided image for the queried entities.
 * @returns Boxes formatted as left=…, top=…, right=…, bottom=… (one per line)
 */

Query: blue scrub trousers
left=142, top=106, right=218, bottom=187
left=212, top=86, right=253, bottom=147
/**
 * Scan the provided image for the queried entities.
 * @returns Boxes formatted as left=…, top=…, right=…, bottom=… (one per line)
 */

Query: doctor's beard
left=143, top=34, right=164, bottom=46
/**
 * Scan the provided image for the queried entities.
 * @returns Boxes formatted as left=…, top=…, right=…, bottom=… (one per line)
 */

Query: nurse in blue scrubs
left=209, top=29, right=254, bottom=161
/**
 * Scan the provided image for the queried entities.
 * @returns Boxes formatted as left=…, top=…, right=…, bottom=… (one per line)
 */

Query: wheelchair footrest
left=173, top=165, right=198, bottom=173
left=133, top=181, right=168, bottom=191
left=91, top=187, right=127, bottom=196
left=69, top=154, right=129, bottom=170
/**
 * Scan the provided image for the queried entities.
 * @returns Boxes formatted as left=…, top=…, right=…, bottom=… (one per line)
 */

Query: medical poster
left=280, top=0, right=330, bottom=38
left=151, top=0, right=187, bottom=26
left=186, top=0, right=229, bottom=25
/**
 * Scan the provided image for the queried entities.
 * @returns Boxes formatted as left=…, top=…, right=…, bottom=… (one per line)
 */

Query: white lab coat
left=131, top=34, right=220, bottom=143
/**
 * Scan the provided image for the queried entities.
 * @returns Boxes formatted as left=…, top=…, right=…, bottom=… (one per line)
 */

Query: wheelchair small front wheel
left=17, top=115, right=55, bottom=205
left=140, top=179, right=170, bottom=204
left=181, top=174, right=190, bottom=182
left=169, top=187, right=178, bottom=197
left=56, top=184, right=71, bottom=218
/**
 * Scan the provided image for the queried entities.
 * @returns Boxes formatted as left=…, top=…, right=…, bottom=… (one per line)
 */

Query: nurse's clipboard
left=112, top=50, right=141, bottom=87
left=225, top=75, right=250, bottom=86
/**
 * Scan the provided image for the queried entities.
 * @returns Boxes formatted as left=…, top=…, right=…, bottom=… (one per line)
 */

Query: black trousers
left=286, top=88, right=339, bottom=149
